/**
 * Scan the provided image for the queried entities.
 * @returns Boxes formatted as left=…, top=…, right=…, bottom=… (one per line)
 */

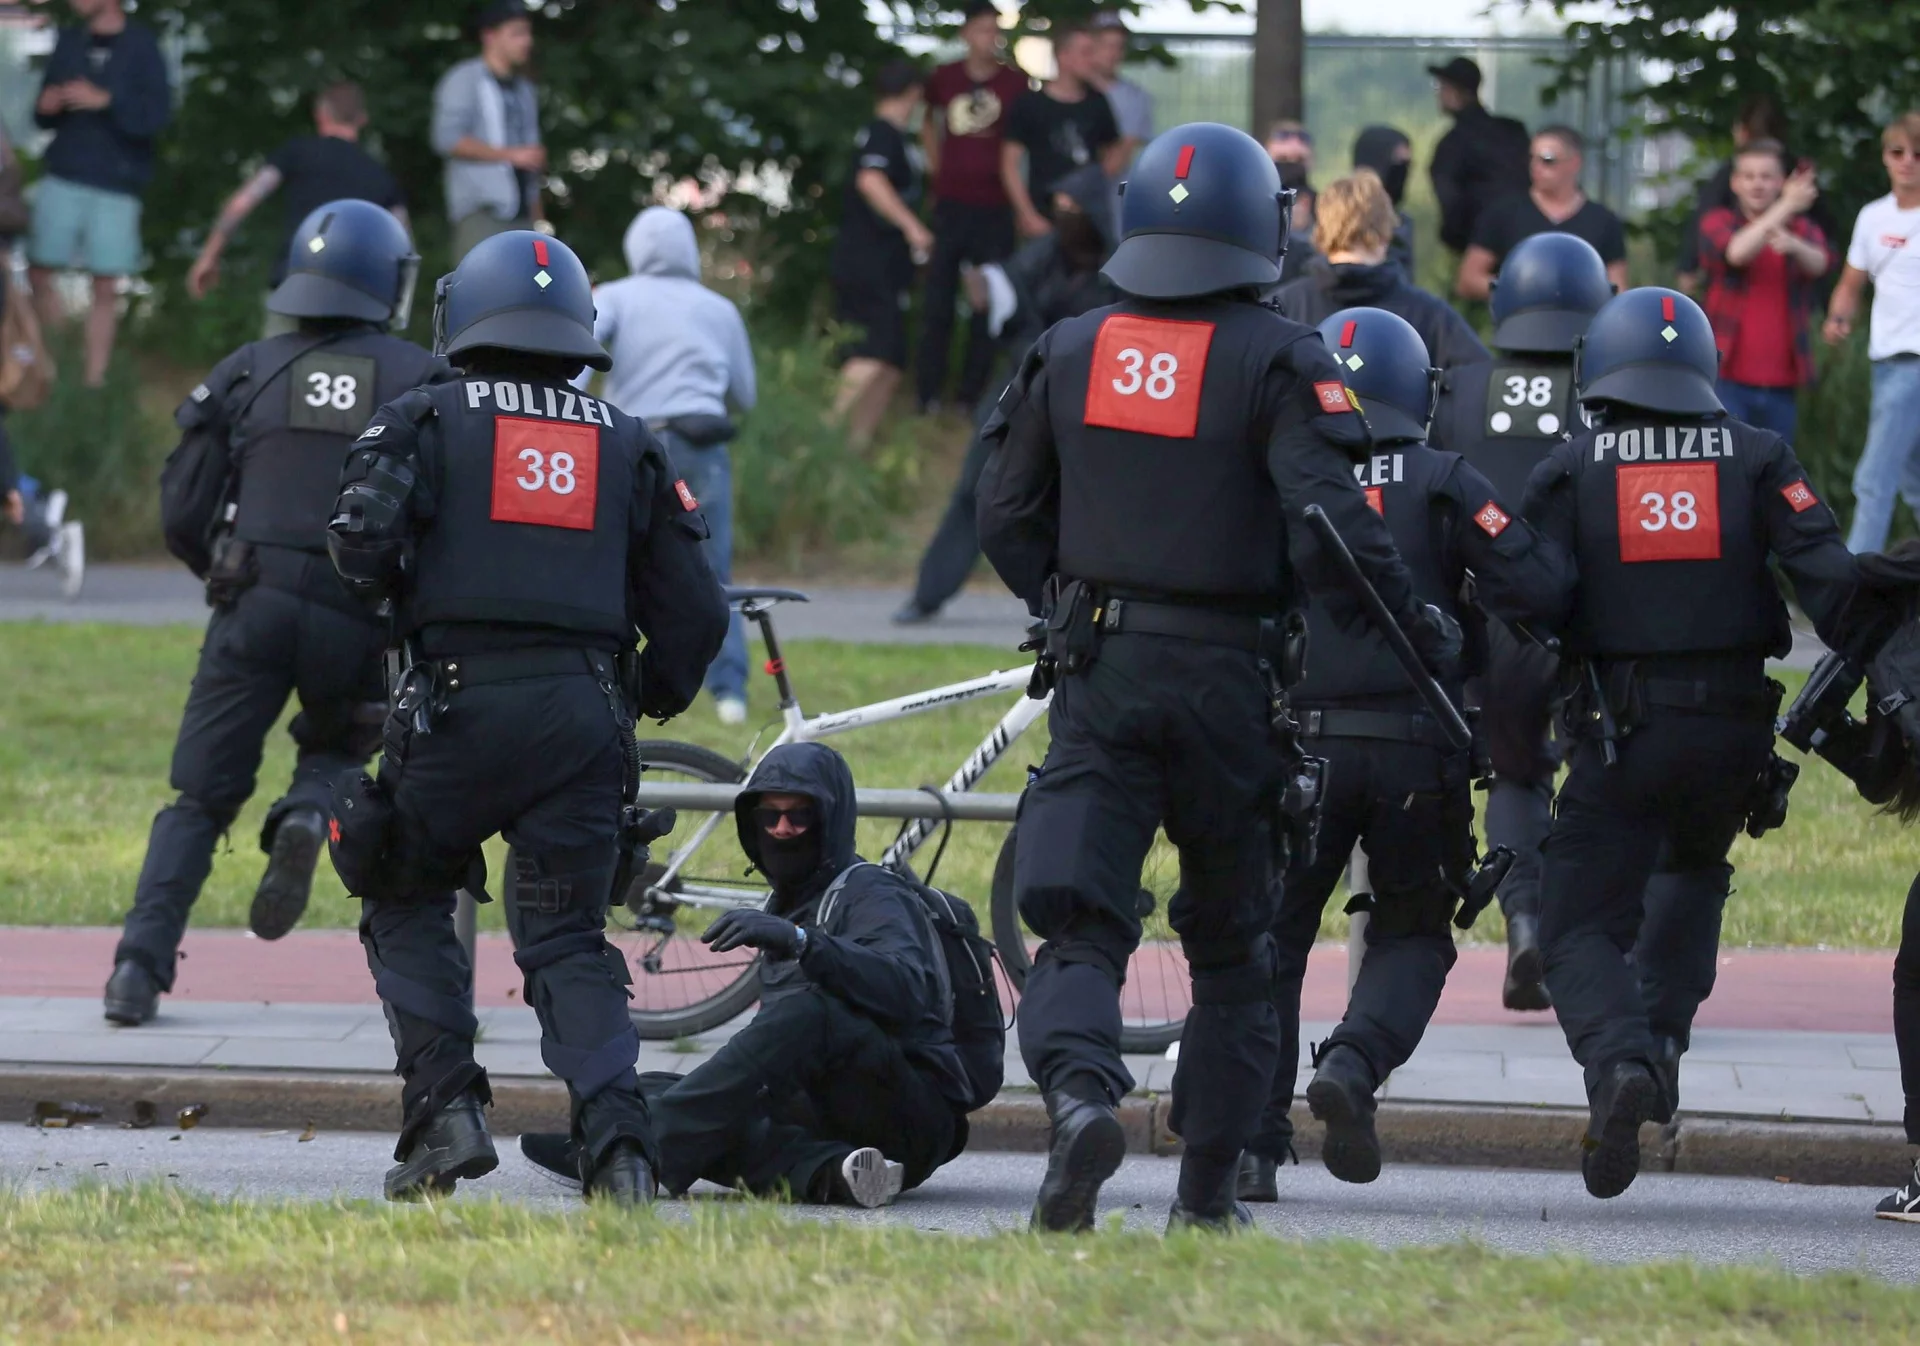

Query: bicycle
left=613, top=585, right=1193, bottom=1053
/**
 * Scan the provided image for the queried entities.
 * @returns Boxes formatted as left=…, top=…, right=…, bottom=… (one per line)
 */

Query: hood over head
left=1352, top=125, right=1412, bottom=206
left=734, top=742, right=859, bottom=894
left=623, top=206, right=701, bottom=279
left=1055, top=163, right=1119, bottom=251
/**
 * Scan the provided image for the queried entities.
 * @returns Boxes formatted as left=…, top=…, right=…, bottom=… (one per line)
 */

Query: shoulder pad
left=1282, top=332, right=1373, bottom=453
left=175, top=347, right=249, bottom=430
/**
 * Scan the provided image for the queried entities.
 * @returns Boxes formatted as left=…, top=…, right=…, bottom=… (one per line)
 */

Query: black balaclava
left=1352, top=125, right=1412, bottom=206
left=1276, top=159, right=1312, bottom=195
left=757, top=824, right=824, bottom=891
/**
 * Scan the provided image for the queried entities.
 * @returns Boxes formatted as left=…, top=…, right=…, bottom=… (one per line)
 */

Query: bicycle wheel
left=989, top=824, right=1189, bottom=1055
left=612, top=740, right=766, bottom=1039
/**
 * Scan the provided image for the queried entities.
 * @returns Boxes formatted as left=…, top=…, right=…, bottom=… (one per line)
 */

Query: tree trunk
left=1252, top=0, right=1304, bottom=134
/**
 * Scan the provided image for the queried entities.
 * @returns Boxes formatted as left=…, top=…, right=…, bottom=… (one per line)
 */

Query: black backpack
left=820, top=864, right=1007, bottom=1112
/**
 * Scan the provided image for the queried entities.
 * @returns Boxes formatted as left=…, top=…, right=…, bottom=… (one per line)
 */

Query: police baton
left=1301, top=504, right=1474, bottom=753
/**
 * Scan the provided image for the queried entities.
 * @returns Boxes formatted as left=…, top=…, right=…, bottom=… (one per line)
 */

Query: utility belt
left=1296, top=706, right=1460, bottom=750
left=203, top=539, right=370, bottom=615
left=646, top=413, right=737, bottom=447
left=1560, top=656, right=1781, bottom=746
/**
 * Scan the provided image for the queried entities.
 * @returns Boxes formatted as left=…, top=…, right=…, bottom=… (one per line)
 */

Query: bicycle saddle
left=724, top=585, right=810, bottom=607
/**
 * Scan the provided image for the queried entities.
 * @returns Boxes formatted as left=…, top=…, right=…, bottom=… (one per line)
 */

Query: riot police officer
left=1432, top=232, right=1613, bottom=1010
left=1523, top=287, right=1857, bottom=1198
left=325, top=230, right=728, bottom=1202
left=105, top=200, right=435, bottom=1027
left=975, top=123, right=1459, bottom=1232
left=1239, top=307, right=1572, bottom=1199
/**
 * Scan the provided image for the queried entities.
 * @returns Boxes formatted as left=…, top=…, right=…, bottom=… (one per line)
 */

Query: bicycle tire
left=617, top=739, right=764, bottom=1039
left=989, top=824, right=1188, bottom=1055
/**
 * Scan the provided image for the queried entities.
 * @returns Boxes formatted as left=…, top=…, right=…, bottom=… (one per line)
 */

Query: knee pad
left=1036, top=915, right=1135, bottom=985
left=1185, top=932, right=1276, bottom=1006
left=541, top=1024, right=641, bottom=1102
left=1367, top=888, right=1459, bottom=941
left=290, top=701, right=387, bottom=761
left=167, top=793, right=242, bottom=834
left=373, top=965, right=479, bottom=1042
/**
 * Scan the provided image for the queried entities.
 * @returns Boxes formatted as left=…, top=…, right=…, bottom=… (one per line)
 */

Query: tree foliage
left=1550, top=1, right=1920, bottom=245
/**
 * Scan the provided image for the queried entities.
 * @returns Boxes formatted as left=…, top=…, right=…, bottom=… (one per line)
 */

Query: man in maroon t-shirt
left=1700, top=138, right=1832, bottom=444
left=915, top=1, right=1031, bottom=412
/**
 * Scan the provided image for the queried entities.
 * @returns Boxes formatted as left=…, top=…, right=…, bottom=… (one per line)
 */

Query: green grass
left=0, top=624, right=1912, bottom=949
left=1, top=1186, right=1917, bottom=1343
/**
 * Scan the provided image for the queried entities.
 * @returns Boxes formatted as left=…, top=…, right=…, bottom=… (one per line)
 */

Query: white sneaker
left=715, top=696, right=747, bottom=726
left=55, top=521, right=84, bottom=599
left=23, top=489, right=66, bottom=572
left=838, top=1147, right=905, bottom=1209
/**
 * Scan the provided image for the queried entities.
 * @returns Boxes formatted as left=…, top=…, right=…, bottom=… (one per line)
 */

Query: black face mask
left=1276, top=160, right=1312, bottom=193
left=1055, top=208, right=1104, bottom=271
left=757, top=828, right=824, bottom=889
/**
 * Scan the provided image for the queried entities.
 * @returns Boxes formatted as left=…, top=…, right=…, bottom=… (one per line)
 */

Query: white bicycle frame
left=647, top=643, right=1050, bottom=909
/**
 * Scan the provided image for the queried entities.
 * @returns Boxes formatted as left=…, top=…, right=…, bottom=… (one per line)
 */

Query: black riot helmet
left=1316, top=307, right=1436, bottom=445
left=267, top=199, right=419, bottom=328
left=1101, top=122, right=1292, bottom=300
left=1576, top=287, right=1722, bottom=418
left=1490, top=232, right=1613, bottom=355
left=433, top=229, right=610, bottom=371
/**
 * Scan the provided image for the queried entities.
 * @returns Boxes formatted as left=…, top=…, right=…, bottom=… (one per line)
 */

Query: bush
left=7, top=332, right=170, bottom=559
left=730, top=331, right=925, bottom=569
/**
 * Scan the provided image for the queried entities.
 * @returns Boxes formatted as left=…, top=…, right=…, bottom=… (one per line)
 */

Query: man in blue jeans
left=580, top=206, right=757, bottom=722
left=1828, top=112, right=1920, bottom=553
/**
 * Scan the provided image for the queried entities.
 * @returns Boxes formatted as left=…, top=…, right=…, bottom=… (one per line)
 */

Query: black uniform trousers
left=1013, top=633, right=1284, bottom=1172
left=908, top=393, right=1000, bottom=614
left=1468, top=618, right=1560, bottom=923
left=1539, top=691, right=1771, bottom=1099
left=117, top=566, right=385, bottom=987
left=1896, top=870, right=1920, bottom=1145
left=363, top=661, right=651, bottom=1164
left=915, top=199, right=1014, bottom=408
left=644, top=985, right=964, bottom=1199
left=1251, top=721, right=1471, bottom=1160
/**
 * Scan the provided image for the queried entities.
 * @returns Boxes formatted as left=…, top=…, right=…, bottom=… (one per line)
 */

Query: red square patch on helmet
left=1474, top=501, right=1511, bottom=537
left=675, top=479, right=699, bottom=511
left=491, top=416, right=599, bottom=530
left=1082, top=314, right=1215, bottom=438
left=1781, top=480, right=1819, bottom=513
left=1314, top=381, right=1353, bottom=414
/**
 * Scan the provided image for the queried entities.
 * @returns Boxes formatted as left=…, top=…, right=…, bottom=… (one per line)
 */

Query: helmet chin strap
left=431, top=275, right=452, bottom=357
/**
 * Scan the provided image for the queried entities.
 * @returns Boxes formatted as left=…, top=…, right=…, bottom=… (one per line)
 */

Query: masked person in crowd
left=1351, top=125, right=1416, bottom=278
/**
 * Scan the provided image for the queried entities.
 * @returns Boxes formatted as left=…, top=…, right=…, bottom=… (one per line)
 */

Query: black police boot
left=1030, top=1089, right=1127, bottom=1233
left=103, top=960, right=160, bottom=1026
left=1650, top=1034, right=1683, bottom=1125
left=1581, top=1060, right=1662, bottom=1200
left=1502, top=914, right=1552, bottom=1012
left=1306, top=1045, right=1381, bottom=1185
left=250, top=808, right=327, bottom=941
left=1167, top=1153, right=1254, bottom=1232
left=1236, top=1145, right=1295, bottom=1203
left=384, top=1093, right=498, bottom=1201
left=583, top=1139, right=657, bottom=1207
left=518, top=1131, right=581, bottom=1188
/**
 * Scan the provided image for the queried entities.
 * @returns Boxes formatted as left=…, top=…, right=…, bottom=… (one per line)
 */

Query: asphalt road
left=7, top=1125, right=1912, bottom=1282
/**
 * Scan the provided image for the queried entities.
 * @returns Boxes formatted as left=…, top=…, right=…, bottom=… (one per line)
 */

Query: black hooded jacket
left=1272, top=259, right=1490, bottom=371
left=732, top=742, right=973, bottom=1107
left=997, top=163, right=1118, bottom=356
left=1352, top=125, right=1418, bottom=277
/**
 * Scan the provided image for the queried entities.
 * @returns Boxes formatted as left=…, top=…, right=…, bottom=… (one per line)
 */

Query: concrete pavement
left=5, top=1128, right=1914, bottom=1281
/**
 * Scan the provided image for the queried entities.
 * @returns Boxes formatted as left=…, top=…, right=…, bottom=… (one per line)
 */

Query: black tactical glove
left=702, top=908, right=805, bottom=960
left=1407, top=603, right=1464, bottom=677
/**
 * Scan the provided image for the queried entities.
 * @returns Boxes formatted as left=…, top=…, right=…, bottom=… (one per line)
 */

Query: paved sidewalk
left=4, top=927, right=1902, bottom=1127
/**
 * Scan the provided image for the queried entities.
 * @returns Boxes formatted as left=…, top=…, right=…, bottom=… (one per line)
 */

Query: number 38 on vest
left=1082, top=313, right=1215, bottom=439
left=491, top=416, right=600, bottom=531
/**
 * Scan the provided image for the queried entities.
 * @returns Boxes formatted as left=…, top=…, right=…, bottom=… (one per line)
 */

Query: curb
left=3, top=1067, right=1907, bottom=1187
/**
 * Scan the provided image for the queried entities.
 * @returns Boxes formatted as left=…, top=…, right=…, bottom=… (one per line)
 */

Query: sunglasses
left=754, top=803, right=817, bottom=832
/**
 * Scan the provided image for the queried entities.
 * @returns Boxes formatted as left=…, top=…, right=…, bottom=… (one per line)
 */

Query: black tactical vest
left=1564, top=416, right=1789, bottom=658
left=1047, top=298, right=1311, bottom=604
left=401, top=376, right=641, bottom=643
left=1434, top=356, right=1577, bottom=509
left=1294, top=443, right=1466, bottom=703
left=230, top=328, right=437, bottom=553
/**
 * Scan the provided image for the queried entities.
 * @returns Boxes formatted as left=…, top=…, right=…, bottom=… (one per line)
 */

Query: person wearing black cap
left=1430, top=231, right=1612, bottom=1010
left=1240, top=306, right=1571, bottom=1201
left=1426, top=55, right=1530, bottom=256
left=976, top=121, right=1459, bottom=1232
left=324, top=228, right=729, bottom=1204
left=103, top=201, right=437, bottom=1029
left=433, top=0, right=546, bottom=261
left=1521, top=287, right=1858, bottom=1199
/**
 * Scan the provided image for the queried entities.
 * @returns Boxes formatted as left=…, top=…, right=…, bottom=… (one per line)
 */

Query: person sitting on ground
left=521, top=741, right=976, bottom=1207
left=1271, top=170, right=1489, bottom=371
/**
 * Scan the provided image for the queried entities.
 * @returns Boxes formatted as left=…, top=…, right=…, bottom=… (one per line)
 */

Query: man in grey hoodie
left=583, top=206, right=758, bottom=723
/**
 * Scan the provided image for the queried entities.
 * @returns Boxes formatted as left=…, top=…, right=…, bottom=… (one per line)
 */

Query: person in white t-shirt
left=1826, top=111, right=1920, bottom=551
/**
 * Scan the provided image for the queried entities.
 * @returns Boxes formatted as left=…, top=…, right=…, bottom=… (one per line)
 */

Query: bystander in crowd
left=584, top=206, right=757, bottom=724
left=186, top=83, right=408, bottom=337
left=830, top=60, right=929, bottom=453
left=1087, top=13, right=1153, bottom=168
left=433, top=0, right=544, bottom=261
left=1697, top=140, right=1830, bottom=442
left=1456, top=126, right=1628, bottom=301
left=1272, top=171, right=1487, bottom=370
left=1266, top=120, right=1318, bottom=282
left=28, top=0, right=171, bottom=388
left=1001, top=25, right=1122, bottom=242
left=1427, top=55, right=1529, bottom=258
left=916, top=2, right=1026, bottom=415
left=1827, top=112, right=1920, bottom=553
